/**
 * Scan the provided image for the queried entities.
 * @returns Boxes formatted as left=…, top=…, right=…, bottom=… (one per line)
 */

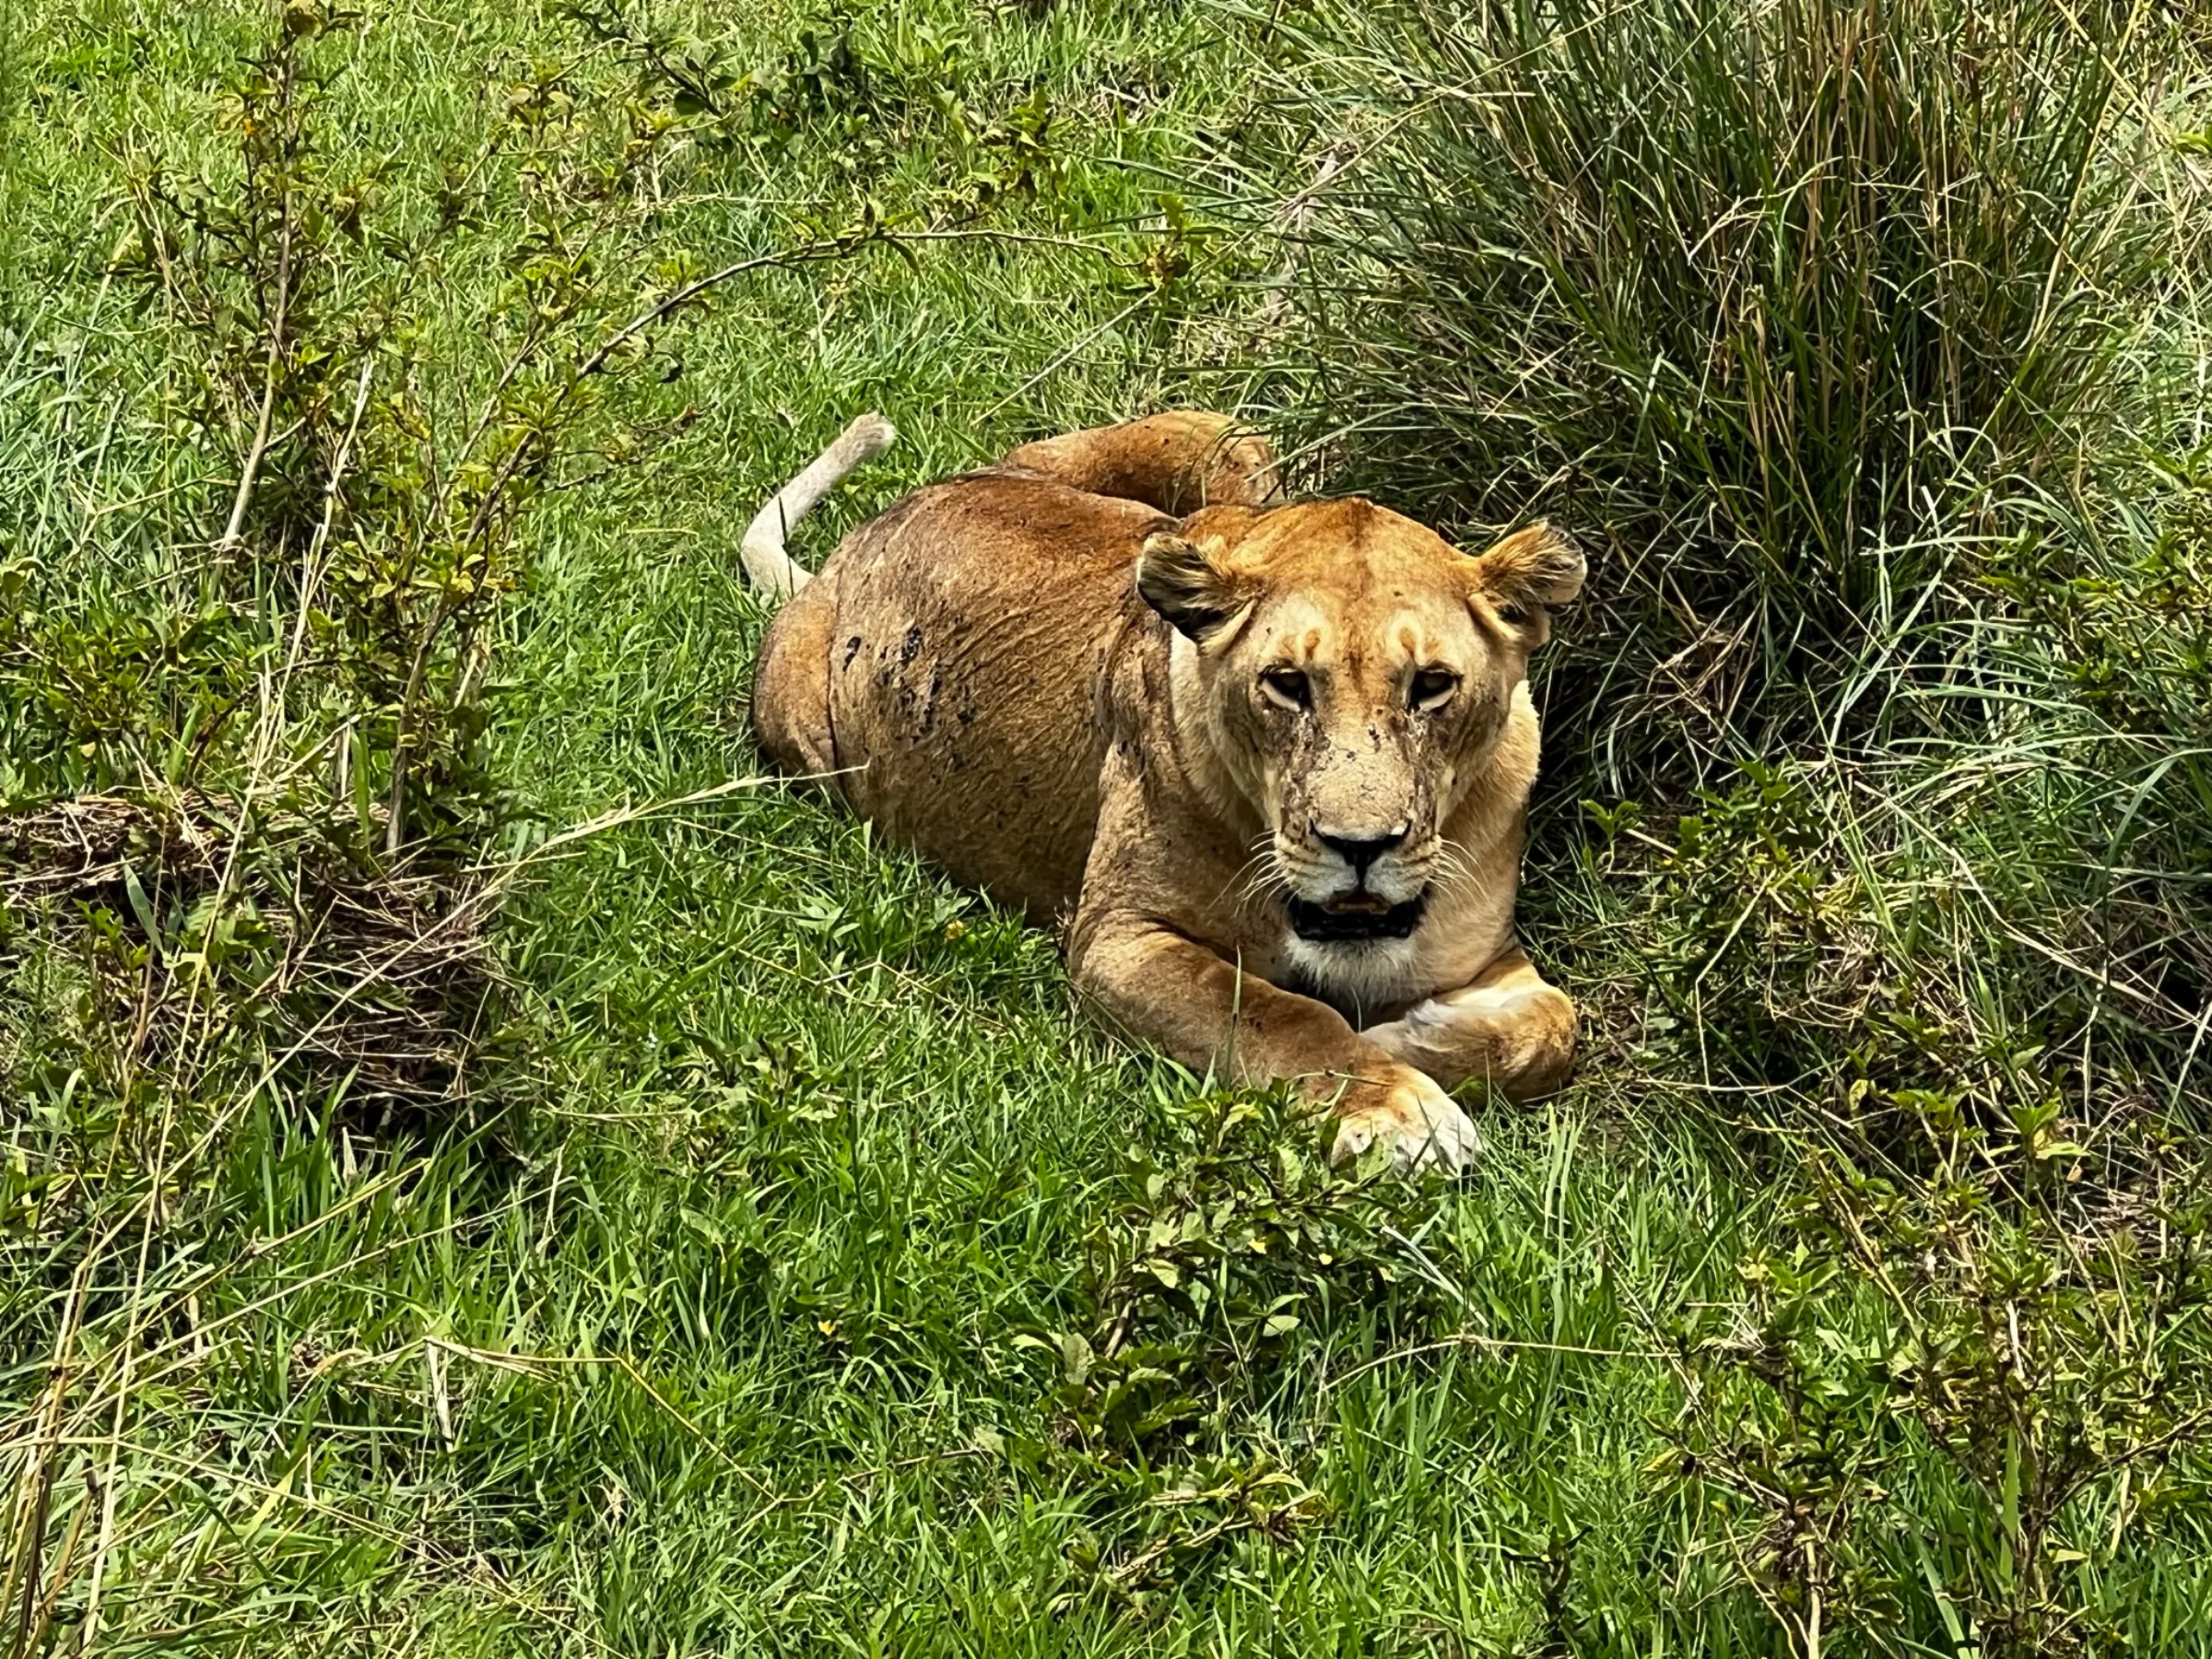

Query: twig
left=382, top=594, right=454, bottom=856
left=215, top=47, right=300, bottom=554
left=1322, top=1329, right=1669, bottom=1393
left=288, top=356, right=375, bottom=670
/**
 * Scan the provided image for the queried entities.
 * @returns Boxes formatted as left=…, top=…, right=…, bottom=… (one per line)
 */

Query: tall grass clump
left=1260, top=0, right=2194, bottom=776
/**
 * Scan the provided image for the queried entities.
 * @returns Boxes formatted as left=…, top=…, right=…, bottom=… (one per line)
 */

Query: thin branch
left=1322, top=1329, right=1669, bottom=1394
left=215, top=49, right=300, bottom=555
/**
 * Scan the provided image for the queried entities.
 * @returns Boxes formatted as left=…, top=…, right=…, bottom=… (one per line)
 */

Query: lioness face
left=1138, top=500, right=1583, bottom=947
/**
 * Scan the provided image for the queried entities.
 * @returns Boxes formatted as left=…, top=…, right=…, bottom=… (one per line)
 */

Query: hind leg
left=750, top=574, right=840, bottom=774
left=1001, top=412, right=1281, bottom=512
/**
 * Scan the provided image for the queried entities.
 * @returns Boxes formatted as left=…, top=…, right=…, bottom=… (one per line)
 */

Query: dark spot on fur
left=900, top=623, right=924, bottom=665
left=919, top=666, right=942, bottom=734
left=842, top=635, right=864, bottom=670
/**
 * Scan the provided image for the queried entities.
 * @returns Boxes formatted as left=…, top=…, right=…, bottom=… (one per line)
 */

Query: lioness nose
left=1313, top=823, right=1407, bottom=878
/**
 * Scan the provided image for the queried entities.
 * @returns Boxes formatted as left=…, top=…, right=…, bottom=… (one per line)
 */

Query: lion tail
left=739, top=412, right=898, bottom=599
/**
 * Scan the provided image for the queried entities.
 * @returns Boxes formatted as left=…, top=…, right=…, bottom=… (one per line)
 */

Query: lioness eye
left=1260, top=667, right=1311, bottom=710
left=1410, top=668, right=1459, bottom=711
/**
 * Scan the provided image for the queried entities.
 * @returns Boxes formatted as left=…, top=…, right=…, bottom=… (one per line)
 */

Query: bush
left=1020, top=1087, right=1433, bottom=1613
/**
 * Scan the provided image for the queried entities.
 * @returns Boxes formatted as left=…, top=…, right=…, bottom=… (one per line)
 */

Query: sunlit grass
left=4, top=1, right=2209, bottom=1654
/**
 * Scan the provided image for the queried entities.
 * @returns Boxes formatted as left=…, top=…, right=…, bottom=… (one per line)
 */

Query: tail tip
left=844, top=411, right=898, bottom=459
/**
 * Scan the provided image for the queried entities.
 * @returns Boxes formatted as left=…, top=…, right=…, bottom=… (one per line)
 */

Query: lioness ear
left=1136, top=532, right=1253, bottom=646
left=1466, top=522, right=1584, bottom=643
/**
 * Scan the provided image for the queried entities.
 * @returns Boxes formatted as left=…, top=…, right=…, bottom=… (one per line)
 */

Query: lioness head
left=1136, top=500, right=1583, bottom=947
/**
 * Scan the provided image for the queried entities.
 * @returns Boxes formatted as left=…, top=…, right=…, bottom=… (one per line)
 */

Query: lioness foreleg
left=1070, top=914, right=1480, bottom=1172
left=1360, top=947, right=1575, bottom=1103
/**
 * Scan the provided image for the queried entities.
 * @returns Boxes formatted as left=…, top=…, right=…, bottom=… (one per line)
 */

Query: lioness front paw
left=1330, top=1068, right=1481, bottom=1175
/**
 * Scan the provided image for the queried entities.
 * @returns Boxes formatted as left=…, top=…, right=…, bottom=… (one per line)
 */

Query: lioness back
left=757, top=471, right=1169, bottom=918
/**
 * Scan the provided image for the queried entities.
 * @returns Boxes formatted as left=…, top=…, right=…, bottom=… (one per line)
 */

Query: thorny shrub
left=96, top=2, right=706, bottom=853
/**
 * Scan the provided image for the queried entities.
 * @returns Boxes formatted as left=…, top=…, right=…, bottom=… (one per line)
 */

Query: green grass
left=4, top=1, right=2210, bottom=1654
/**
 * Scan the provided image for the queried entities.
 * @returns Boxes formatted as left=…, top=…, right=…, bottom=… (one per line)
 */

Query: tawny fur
left=746, top=410, right=1579, bottom=1173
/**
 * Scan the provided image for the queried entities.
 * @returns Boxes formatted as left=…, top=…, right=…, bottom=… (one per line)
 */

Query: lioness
left=746, top=411, right=1580, bottom=1171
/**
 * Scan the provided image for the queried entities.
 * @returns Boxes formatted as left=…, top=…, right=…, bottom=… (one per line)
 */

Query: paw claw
left=1330, top=1071, right=1481, bottom=1177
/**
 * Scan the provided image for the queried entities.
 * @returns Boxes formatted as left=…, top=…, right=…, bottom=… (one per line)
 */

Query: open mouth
left=1286, top=889, right=1430, bottom=944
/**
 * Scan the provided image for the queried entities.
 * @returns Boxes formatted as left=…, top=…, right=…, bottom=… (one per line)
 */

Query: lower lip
left=1287, top=891, right=1429, bottom=943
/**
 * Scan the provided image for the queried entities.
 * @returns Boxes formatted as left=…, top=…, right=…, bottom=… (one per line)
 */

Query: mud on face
left=1135, top=500, right=1584, bottom=946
